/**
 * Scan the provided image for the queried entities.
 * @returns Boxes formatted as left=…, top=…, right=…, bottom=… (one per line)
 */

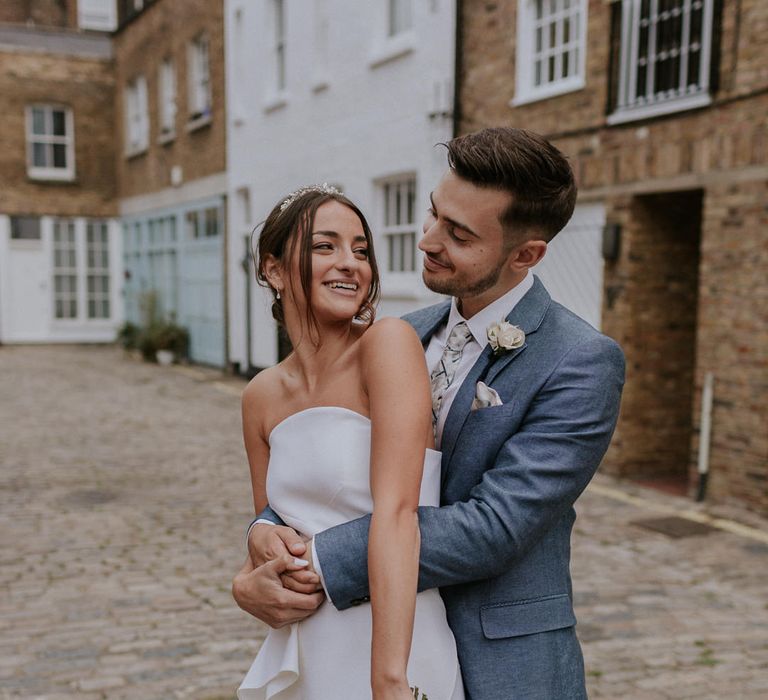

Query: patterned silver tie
left=430, top=321, right=474, bottom=429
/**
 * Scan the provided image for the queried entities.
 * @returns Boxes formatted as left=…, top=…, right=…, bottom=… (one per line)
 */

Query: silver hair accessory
left=279, top=183, right=342, bottom=213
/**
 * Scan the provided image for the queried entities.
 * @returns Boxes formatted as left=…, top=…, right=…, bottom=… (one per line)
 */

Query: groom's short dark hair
left=445, top=127, right=577, bottom=243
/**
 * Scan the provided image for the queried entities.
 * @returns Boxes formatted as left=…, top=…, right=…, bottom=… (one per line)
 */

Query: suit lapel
left=409, top=301, right=451, bottom=348
left=440, top=276, right=552, bottom=467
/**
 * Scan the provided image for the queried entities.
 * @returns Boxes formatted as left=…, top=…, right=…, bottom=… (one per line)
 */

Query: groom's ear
left=508, top=239, right=548, bottom=271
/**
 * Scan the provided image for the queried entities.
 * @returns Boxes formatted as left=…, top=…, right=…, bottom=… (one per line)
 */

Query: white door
left=534, top=202, right=606, bottom=330
left=0, top=216, right=50, bottom=342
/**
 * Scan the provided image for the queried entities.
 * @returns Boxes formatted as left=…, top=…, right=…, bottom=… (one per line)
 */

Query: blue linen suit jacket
left=264, top=276, right=625, bottom=699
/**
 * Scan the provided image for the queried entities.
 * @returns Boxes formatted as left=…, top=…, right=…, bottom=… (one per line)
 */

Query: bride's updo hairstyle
left=255, top=186, right=380, bottom=337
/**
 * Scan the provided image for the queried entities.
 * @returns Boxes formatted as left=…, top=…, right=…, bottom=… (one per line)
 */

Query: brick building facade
left=0, top=1, right=122, bottom=344
left=113, top=0, right=229, bottom=366
left=113, top=0, right=226, bottom=198
left=460, top=0, right=767, bottom=514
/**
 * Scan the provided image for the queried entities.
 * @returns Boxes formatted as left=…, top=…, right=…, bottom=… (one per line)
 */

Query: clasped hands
left=232, top=524, right=325, bottom=628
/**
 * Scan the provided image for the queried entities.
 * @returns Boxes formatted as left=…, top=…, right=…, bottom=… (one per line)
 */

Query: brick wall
left=460, top=0, right=768, bottom=513
left=0, top=46, right=116, bottom=217
left=693, top=180, right=768, bottom=511
left=113, top=0, right=226, bottom=199
left=601, top=191, right=702, bottom=480
left=0, top=0, right=72, bottom=28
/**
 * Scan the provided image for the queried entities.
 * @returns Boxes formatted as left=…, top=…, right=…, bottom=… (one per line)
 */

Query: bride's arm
left=241, top=375, right=309, bottom=568
left=361, top=318, right=432, bottom=699
left=241, top=375, right=272, bottom=514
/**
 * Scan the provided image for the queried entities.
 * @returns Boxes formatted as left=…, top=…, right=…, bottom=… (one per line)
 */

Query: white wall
left=225, top=0, right=455, bottom=369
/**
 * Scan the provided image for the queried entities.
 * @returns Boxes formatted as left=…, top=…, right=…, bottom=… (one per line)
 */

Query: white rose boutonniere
left=486, top=321, right=525, bottom=356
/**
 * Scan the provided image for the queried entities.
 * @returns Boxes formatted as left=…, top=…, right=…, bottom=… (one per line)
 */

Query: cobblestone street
left=1, top=345, right=766, bottom=699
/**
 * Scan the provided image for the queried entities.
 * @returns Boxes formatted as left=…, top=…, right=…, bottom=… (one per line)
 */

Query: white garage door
left=535, top=202, right=605, bottom=330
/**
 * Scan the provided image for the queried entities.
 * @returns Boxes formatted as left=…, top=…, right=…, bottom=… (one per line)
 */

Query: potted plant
left=153, top=320, right=189, bottom=365
left=116, top=321, right=140, bottom=353
left=138, top=320, right=189, bottom=365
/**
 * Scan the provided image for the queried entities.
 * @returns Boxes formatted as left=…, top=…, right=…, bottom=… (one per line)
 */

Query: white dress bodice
left=266, top=406, right=442, bottom=535
left=238, top=407, right=463, bottom=700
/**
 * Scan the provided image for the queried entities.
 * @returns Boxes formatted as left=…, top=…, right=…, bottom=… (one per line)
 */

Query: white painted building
left=224, top=0, right=456, bottom=371
left=223, top=0, right=605, bottom=372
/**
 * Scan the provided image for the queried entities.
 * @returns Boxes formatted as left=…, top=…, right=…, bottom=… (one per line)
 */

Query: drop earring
left=276, top=289, right=281, bottom=300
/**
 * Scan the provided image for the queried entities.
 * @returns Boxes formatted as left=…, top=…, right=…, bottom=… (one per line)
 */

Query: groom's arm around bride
left=234, top=127, right=625, bottom=699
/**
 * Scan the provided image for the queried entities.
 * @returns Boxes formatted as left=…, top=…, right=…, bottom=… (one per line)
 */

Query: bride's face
left=287, top=200, right=373, bottom=324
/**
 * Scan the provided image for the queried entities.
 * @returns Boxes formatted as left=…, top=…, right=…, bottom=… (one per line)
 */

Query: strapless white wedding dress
left=238, top=406, right=465, bottom=700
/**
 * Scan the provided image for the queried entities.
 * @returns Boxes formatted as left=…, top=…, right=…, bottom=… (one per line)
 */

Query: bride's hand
left=247, top=523, right=307, bottom=566
left=232, top=554, right=324, bottom=628
left=280, top=538, right=322, bottom=592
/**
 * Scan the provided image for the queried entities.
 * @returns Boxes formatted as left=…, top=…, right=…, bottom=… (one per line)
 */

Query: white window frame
left=124, top=75, right=149, bottom=156
left=370, top=0, right=416, bottom=67
left=26, top=105, right=75, bottom=181
left=53, top=219, right=79, bottom=320
left=185, top=205, right=222, bottom=240
left=52, top=218, right=115, bottom=323
left=608, top=0, right=715, bottom=125
left=158, top=58, right=176, bottom=141
left=77, top=0, right=117, bottom=31
left=379, top=175, right=419, bottom=295
left=388, top=0, right=413, bottom=38
left=272, top=0, right=287, bottom=95
left=311, top=0, right=330, bottom=91
left=513, top=0, right=587, bottom=106
left=86, top=220, right=111, bottom=320
left=187, top=33, right=212, bottom=128
left=10, top=215, right=42, bottom=241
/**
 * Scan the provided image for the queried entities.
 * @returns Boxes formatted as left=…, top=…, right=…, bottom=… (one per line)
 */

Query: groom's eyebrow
left=429, top=193, right=478, bottom=238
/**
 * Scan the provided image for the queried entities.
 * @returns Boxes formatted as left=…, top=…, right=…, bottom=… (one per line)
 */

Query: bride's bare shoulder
left=241, top=364, right=286, bottom=413
left=359, top=316, right=423, bottom=361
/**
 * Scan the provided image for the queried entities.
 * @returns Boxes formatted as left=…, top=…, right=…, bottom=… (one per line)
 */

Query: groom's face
left=419, top=171, right=517, bottom=309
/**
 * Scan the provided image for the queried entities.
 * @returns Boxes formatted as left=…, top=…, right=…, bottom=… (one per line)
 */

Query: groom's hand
left=232, top=555, right=324, bottom=628
left=247, top=523, right=307, bottom=566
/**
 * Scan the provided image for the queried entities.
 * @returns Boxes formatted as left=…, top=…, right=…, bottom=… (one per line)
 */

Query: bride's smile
left=305, top=201, right=373, bottom=321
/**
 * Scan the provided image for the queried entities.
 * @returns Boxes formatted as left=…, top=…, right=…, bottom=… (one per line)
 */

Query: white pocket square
left=471, top=381, right=503, bottom=410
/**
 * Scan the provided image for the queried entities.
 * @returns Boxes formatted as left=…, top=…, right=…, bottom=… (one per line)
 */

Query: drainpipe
left=696, top=372, right=715, bottom=502
left=452, top=0, right=463, bottom=138
left=241, top=235, right=253, bottom=375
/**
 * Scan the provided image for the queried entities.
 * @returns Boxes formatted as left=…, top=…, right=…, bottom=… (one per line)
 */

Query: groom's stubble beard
left=422, top=254, right=507, bottom=299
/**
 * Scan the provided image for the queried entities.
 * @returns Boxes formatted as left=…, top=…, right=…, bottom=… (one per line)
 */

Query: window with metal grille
left=608, top=0, right=718, bottom=124
left=514, top=0, right=587, bottom=105
left=381, top=177, right=417, bottom=273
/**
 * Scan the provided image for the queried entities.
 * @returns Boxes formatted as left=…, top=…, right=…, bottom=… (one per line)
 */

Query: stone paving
left=0, top=344, right=766, bottom=699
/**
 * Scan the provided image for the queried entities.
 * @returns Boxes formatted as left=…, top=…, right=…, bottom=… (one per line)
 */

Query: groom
left=233, top=127, right=625, bottom=698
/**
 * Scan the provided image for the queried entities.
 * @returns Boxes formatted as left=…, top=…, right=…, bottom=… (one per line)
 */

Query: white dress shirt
left=425, top=271, right=533, bottom=447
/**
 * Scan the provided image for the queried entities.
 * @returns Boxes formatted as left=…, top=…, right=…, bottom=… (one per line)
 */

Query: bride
left=236, top=185, right=464, bottom=700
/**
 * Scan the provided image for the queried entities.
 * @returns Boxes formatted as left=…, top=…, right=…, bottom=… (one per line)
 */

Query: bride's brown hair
left=255, top=189, right=381, bottom=341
